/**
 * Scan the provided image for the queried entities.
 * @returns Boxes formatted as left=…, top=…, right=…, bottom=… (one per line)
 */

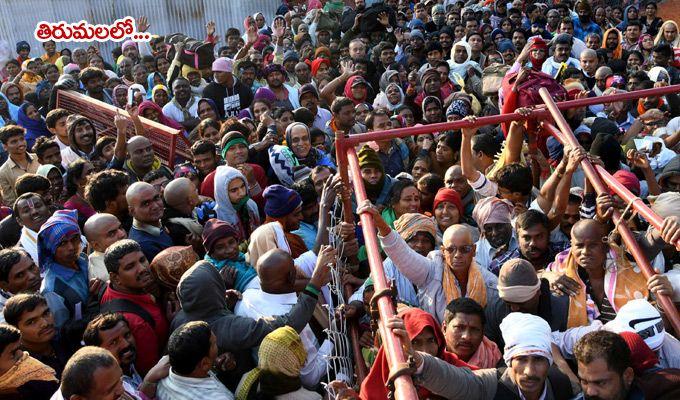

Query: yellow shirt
left=0, top=153, right=41, bottom=206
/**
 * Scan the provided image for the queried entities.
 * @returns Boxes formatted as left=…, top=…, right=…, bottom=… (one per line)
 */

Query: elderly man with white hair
left=387, top=312, right=576, bottom=400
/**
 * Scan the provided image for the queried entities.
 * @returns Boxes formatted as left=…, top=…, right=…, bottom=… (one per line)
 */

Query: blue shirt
left=573, top=17, right=603, bottom=41
left=377, top=140, right=410, bottom=178
left=128, top=223, right=174, bottom=262
left=41, top=255, right=90, bottom=320
left=293, top=221, right=317, bottom=251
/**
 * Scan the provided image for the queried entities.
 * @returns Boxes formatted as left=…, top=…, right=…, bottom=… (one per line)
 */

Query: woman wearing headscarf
left=269, top=122, right=334, bottom=186
left=149, top=245, right=197, bottom=317
left=616, top=5, right=639, bottom=32
left=151, top=84, right=170, bottom=108
left=16, top=102, right=51, bottom=150
left=214, top=165, right=261, bottom=245
left=421, top=95, right=443, bottom=124
left=360, top=307, right=474, bottom=399
left=111, top=83, right=129, bottom=108
left=654, top=20, right=680, bottom=68
left=373, top=82, right=404, bottom=111
left=145, top=72, right=167, bottom=99
left=0, top=92, right=20, bottom=127
left=138, top=100, right=185, bottom=132
left=236, top=326, right=321, bottom=400
left=197, top=97, right=220, bottom=122
left=343, top=75, right=369, bottom=105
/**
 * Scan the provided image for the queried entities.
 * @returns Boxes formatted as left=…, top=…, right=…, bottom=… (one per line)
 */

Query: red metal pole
left=334, top=131, right=369, bottom=383
left=344, top=83, right=680, bottom=146
left=346, top=147, right=419, bottom=400
left=538, top=88, right=680, bottom=334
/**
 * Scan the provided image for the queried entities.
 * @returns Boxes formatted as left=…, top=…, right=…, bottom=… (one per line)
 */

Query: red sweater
left=100, top=286, right=169, bottom=375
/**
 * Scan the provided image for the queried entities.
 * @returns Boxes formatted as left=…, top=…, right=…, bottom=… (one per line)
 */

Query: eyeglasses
left=442, top=245, right=474, bottom=255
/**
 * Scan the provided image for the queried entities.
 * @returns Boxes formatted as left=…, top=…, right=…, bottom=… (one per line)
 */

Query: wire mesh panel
left=56, top=89, right=191, bottom=168
left=324, top=197, right=356, bottom=395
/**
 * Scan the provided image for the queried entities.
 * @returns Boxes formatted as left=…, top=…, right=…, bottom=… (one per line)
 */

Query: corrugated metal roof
left=0, top=0, right=280, bottom=63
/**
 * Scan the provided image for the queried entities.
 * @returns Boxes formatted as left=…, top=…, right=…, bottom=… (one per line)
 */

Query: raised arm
left=320, top=59, right=356, bottom=106
left=357, top=200, right=436, bottom=287
left=460, top=116, right=482, bottom=183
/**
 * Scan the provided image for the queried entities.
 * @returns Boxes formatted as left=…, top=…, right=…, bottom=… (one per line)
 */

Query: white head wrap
left=500, top=312, right=553, bottom=365
left=605, top=299, right=665, bottom=351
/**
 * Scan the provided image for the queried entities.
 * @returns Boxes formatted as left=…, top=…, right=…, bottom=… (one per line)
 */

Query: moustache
left=119, top=345, right=136, bottom=358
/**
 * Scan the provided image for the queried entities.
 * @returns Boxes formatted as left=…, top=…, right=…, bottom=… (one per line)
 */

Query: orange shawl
left=0, top=352, right=57, bottom=394
left=442, top=260, right=488, bottom=307
left=264, top=216, right=308, bottom=259
left=549, top=244, right=648, bottom=328
left=602, top=28, right=623, bottom=60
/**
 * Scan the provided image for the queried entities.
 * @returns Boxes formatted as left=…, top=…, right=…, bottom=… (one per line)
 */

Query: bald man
left=484, top=258, right=569, bottom=349
left=123, top=136, right=172, bottom=182
left=84, top=213, right=127, bottom=281
left=163, top=177, right=204, bottom=248
left=579, top=48, right=598, bottom=88
left=544, top=219, right=674, bottom=324
left=359, top=200, right=498, bottom=323
left=126, top=182, right=173, bottom=261
left=445, top=165, right=474, bottom=223
left=235, top=248, right=333, bottom=387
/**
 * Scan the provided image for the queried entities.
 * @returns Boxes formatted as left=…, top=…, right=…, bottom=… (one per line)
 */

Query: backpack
left=100, top=298, right=156, bottom=328
left=501, top=69, right=568, bottom=109
left=165, top=33, right=215, bottom=70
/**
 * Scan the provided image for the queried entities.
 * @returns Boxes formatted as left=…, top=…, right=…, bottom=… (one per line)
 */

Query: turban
left=236, top=326, right=307, bottom=399
left=358, top=145, right=384, bottom=173
left=651, top=191, right=680, bottom=219
left=150, top=246, right=198, bottom=290
left=262, top=63, right=287, bottom=79
left=394, top=213, right=437, bottom=243
left=37, top=209, right=81, bottom=265
left=253, top=34, right=271, bottom=52
left=420, top=68, right=440, bottom=87
left=263, top=185, right=302, bottom=217
left=618, top=332, right=659, bottom=375
left=433, top=188, right=463, bottom=217
left=529, top=38, right=548, bottom=69
left=497, top=259, right=541, bottom=303
left=472, top=197, right=513, bottom=228
left=202, top=218, right=241, bottom=253
left=606, top=299, right=665, bottom=351
left=283, top=50, right=299, bottom=63
left=500, top=312, right=553, bottom=366
left=612, top=170, right=640, bottom=196
left=311, top=58, right=331, bottom=77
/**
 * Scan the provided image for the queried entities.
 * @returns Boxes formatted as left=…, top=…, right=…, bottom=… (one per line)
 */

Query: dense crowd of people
left=1, top=0, right=680, bottom=399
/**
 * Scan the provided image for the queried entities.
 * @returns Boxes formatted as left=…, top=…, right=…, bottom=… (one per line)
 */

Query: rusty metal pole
left=346, top=146, right=419, bottom=400
left=539, top=88, right=680, bottom=334
left=334, top=131, right=369, bottom=382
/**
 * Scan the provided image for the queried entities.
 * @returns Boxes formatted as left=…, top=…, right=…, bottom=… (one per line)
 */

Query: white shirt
left=162, top=96, right=200, bottom=123
left=18, top=226, right=39, bottom=265
left=88, top=251, right=109, bottom=281
left=235, top=290, right=333, bottom=388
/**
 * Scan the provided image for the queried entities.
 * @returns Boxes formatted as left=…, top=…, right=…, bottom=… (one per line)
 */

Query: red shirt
left=200, top=163, right=267, bottom=212
left=100, top=286, right=169, bottom=375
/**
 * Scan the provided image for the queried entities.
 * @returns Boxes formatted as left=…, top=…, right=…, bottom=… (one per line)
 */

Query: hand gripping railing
left=538, top=87, right=680, bottom=335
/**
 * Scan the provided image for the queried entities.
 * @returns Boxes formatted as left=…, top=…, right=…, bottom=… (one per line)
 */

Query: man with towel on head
left=391, top=312, right=574, bottom=400
left=484, top=259, right=570, bottom=350
left=473, top=197, right=520, bottom=276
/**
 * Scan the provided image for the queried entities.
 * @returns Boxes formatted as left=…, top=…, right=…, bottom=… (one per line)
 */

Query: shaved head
left=256, top=249, right=296, bottom=294
left=163, top=177, right=197, bottom=211
left=126, top=135, right=151, bottom=152
left=84, top=213, right=126, bottom=253
left=443, top=224, right=473, bottom=246
left=571, top=219, right=607, bottom=241
left=126, top=181, right=155, bottom=205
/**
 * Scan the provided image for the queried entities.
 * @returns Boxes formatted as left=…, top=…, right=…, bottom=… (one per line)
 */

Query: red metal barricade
left=335, top=83, right=680, bottom=400
left=56, top=89, right=191, bottom=169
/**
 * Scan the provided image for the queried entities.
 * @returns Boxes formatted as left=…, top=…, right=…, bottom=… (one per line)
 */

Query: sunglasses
left=442, top=245, right=474, bottom=254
